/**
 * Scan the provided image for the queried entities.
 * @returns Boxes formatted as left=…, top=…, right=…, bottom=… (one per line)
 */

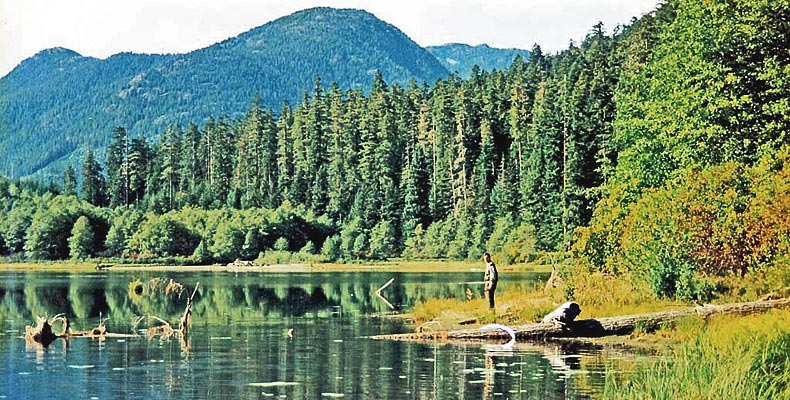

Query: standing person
left=483, top=252, right=498, bottom=309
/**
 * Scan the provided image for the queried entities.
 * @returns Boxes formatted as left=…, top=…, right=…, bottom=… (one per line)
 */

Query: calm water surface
left=0, top=269, right=640, bottom=399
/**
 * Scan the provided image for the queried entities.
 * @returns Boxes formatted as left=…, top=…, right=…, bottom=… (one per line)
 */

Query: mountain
left=0, top=7, right=449, bottom=179
left=427, top=43, right=531, bottom=77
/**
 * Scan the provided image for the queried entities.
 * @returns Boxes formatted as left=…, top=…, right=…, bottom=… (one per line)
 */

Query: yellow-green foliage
left=562, top=271, right=682, bottom=318
left=409, top=284, right=555, bottom=326
left=604, top=311, right=790, bottom=399
left=575, top=146, right=790, bottom=301
left=409, top=274, right=680, bottom=329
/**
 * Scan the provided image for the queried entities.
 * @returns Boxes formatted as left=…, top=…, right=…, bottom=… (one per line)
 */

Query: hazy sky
left=0, top=0, right=660, bottom=78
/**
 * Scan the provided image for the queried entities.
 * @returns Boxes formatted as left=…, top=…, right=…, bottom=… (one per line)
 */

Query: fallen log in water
left=370, top=297, right=790, bottom=342
left=24, top=313, right=129, bottom=348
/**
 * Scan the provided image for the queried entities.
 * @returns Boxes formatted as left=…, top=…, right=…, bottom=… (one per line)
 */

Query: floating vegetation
left=128, top=277, right=185, bottom=302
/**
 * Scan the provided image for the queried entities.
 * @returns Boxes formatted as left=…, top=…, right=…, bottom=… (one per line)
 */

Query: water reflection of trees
left=0, top=271, right=507, bottom=325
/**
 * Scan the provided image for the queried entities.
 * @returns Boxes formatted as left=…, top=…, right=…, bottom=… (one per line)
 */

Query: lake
left=0, top=269, right=640, bottom=399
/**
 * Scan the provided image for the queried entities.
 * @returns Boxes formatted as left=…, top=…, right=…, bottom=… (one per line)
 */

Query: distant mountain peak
left=426, top=43, right=530, bottom=77
left=36, top=47, right=82, bottom=57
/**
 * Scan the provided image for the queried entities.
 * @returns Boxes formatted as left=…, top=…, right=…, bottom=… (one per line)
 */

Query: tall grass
left=604, top=311, right=790, bottom=399
left=408, top=272, right=682, bottom=328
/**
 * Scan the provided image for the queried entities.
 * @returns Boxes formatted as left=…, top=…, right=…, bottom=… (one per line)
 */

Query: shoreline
left=0, top=260, right=554, bottom=274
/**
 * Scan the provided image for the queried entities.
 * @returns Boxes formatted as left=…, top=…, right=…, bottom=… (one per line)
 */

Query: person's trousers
left=486, top=282, right=497, bottom=309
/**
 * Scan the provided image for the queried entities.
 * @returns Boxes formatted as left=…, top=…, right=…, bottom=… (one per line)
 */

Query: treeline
left=0, top=179, right=333, bottom=263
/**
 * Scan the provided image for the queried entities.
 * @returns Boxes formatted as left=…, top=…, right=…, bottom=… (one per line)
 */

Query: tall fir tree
left=62, top=165, right=77, bottom=197
left=106, top=126, right=129, bottom=207
left=80, top=149, right=107, bottom=206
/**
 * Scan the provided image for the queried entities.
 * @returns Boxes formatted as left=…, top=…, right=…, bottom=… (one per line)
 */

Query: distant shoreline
left=0, top=260, right=553, bottom=274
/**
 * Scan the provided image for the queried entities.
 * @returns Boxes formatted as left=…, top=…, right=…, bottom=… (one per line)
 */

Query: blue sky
left=0, top=0, right=660, bottom=77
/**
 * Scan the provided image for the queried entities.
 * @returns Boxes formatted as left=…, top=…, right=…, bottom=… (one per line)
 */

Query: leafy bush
left=273, top=237, right=290, bottom=251
left=369, top=220, right=397, bottom=259
left=68, top=216, right=94, bottom=260
left=502, top=222, right=537, bottom=264
left=320, top=235, right=342, bottom=261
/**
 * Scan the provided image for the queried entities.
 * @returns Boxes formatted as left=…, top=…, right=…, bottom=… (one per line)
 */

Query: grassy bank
left=603, top=310, right=790, bottom=399
left=408, top=270, right=684, bottom=328
left=407, top=264, right=790, bottom=398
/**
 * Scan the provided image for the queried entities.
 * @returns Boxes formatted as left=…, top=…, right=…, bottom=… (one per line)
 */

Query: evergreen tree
left=236, top=100, right=265, bottom=208
left=62, top=165, right=77, bottom=197
left=159, top=125, right=182, bottom=209
left=326, top=83, right=349, bottom=221
left=306, top=76, right=329, bottom=214
left=106, top=126, right=130, bottom=207
left=180, top=122, right=204, bottom=203
left=400, top=142, right=430, bottom=248
left=208, top=118, right=236, bottom=207
left=276, top=103, right=295, bottom=205
left=127, top=137, right=152, bottom=206
left=523, top=80, right=564, bottom=250
left=80, top=149, right=107, bottom=206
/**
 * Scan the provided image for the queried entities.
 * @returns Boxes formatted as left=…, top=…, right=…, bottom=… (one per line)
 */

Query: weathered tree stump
left=25, top=317, right=58, bottom=347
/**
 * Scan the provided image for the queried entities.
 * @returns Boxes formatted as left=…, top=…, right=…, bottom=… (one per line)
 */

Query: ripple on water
left=247, top=382, right=300, bottom=388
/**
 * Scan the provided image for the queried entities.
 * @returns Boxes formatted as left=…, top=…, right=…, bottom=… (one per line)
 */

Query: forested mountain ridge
left=426, top=43, right=532, bottom=77
left=0, top=48, right=174, bottom=177
left=0, top=7, right=452, bottom=179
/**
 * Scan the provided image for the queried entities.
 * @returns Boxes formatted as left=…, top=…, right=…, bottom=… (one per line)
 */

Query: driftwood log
left=371, top=297, right=790, bottom=342
left=24, top=313, right=116, bottom=348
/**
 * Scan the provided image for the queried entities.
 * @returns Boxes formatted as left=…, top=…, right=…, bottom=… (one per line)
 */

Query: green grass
left=408, top=270, right=686, bottom=328
left=603, top=311, right=790, bottom=399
